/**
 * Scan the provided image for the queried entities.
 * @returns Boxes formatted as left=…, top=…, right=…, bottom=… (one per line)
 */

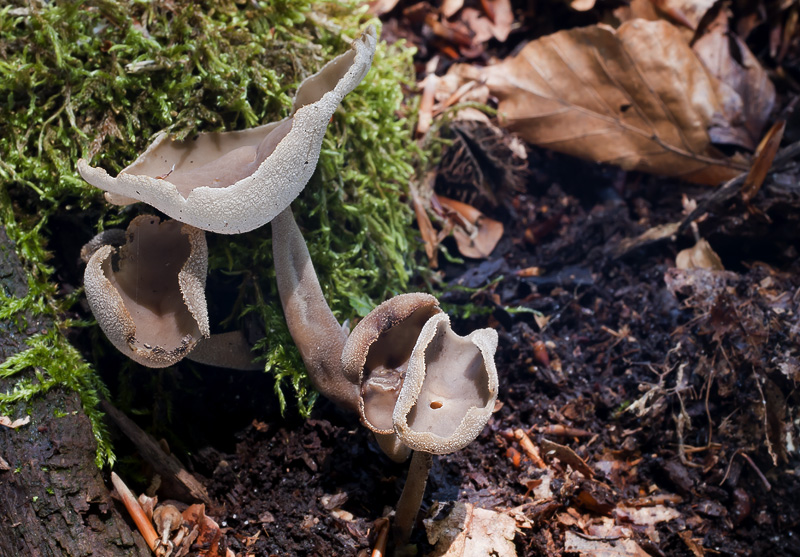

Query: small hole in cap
left=430, top=401, right=443, bottom=409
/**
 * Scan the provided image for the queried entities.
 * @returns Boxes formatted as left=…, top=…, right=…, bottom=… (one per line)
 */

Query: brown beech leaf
left=424, top=501, right=517, bottom=557
left=367, top=0, right=400, bottom=16
left=481, top=0, right=513, bottom=41
left=0, top=415, right=30, bottom=429
left=469, top=20, right=749, bottom=185
left=693, top=9, right=776, bottom=150
left=438, top=195, right=504, bottom=258
left=442, top=0, right=465, bottom=18
left=675, top=238, right=724, bottom=270
left=614, top=0, right=715, bottom=41
left=650, top=0, right=716, bottom=30
left=569, top=0, right=597, bottom=12
left=742, top=120, right=785, bottom=202
left=411, top=173, right=441, bottom=268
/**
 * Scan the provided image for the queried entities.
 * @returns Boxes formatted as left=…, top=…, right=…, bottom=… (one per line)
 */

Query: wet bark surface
left=0, top=226, right=150, bottom=557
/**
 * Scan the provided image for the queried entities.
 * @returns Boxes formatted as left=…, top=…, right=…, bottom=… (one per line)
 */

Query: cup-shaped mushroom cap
left=83, top=215, right=210, bottom=368
left=76, top=27, right=377, bottom=234
left=341, top=293, right=441, bottom=434
left=393, top=312, right=499, bottom=455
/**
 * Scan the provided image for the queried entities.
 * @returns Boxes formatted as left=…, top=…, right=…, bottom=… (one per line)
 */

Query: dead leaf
left=742, top=120, right=785, bottom=202
left=652, top=0, right=716, bottom=30
left=367, top=0, right=400, bottom=16
left=0, top=415, right=31, bottom=429
left=693, top=9, right=776, bottom=150
left=437, top=195, right=504, bottom=258
left=441, top=0, right=465, bottom=18
left=564, top=530, right=650, bottom=557
left=481, top=0, right=513, bottom=41
left=615, top=504, right=682, bottom=525
left=679, top=529, right=706, bottom=556
left=613, top=0, right=659, bottom=28
left=181, top=504, right=226, bottom=557
left=569, top=0, right=596, bottom=12
left=541, top=438, right=595, bottom=478
left=614, top=0, right=716, bottom=40
left=417, top=60, right=440, bottom=138
left=460, top=8, right=496, bottom=44
left=613, top=221, right=680, bottom=258
left=467, top=20, right=749, bottom=185
left=424, top=501, right=517, bottom=557
left=675, top=238, right=724, bottom=270
left=411, top=174, right=441, bottom=267
left=0, top=455, right=9, bottom=471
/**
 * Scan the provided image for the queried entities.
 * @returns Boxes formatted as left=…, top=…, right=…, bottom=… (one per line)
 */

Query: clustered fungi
left=80, top=26, right=499, bottom=547
left=80, top=27, right=377, bottom=367
left=272, top=207, right=499, bottom=544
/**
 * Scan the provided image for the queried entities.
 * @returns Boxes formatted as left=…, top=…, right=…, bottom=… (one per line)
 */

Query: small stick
left=539, top=425, right=593, bottom=438
left=111, top=472, right=158, bottom=551
left=514, top=429, right=546, bottom=468
left=371, top=518, right=389, bottom=557
left=740, top=452, right=772, bottom=492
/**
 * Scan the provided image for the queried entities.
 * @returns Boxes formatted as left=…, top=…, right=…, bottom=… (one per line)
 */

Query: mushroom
left=76, top=27, right=377, bottom=234
left=83, top=215, right=209, bottom=368
left=271, top=207, right=499, bottom=545
left=391, top=312, right=498, bottom=545
left=341, top=293, right=441, bottom=462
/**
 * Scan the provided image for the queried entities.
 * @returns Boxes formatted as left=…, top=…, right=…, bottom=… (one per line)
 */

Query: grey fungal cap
left=341, top=293, right=441, bottom=435
left=83, top=215, right=210, bottom=368
left=393, top=312, right=499, bottom=455
left=76, top=27, right=377, bottom=234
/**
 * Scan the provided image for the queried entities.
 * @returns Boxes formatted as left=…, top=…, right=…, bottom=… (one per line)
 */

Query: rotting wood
left=0, top=225, right=151, bottom=557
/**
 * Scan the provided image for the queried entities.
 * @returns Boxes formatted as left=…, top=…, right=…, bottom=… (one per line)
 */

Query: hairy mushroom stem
left=393, top=450, right=433, bottom=546
left=271, top=207, right=359, bottom=412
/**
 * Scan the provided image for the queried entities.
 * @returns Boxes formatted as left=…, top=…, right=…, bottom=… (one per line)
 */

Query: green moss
left=0, top=328, right=115, bottom=468
left=0, top=0, right=424, bottom=461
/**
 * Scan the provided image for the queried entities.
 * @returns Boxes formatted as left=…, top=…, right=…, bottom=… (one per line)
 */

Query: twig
left=514, top=429, right=547, bottom=468
left=111, top=472, right=158, bottom=551
left=370, top=518, right=389, bottom=557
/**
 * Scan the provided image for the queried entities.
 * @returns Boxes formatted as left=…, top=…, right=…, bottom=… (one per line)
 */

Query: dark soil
left=167, top=146, right=800, bottom=556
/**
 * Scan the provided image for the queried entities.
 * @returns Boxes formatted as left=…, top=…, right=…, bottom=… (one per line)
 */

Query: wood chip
left=540, top=438, right=594, bottom=478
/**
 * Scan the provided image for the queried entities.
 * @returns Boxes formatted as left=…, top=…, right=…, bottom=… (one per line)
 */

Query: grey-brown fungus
left=83, top=215, right=209, bottom=368
left=271, top=208, right=359, bottom=412
left=341, top=293, right=441, bottom=462
left=270, top=207, right=499, bottom=545
left=391, top=312, right=498, bottom=544
left=76, top=27, right=377, bottom=234
left=393, top=312, right=499, bottom=454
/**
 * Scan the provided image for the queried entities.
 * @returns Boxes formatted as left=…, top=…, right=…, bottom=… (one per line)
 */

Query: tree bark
left=0, top=226, right=150, bottom=557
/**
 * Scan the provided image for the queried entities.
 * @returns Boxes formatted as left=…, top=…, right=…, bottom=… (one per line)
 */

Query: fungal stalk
left=271, top=207, right=499, bottom=546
